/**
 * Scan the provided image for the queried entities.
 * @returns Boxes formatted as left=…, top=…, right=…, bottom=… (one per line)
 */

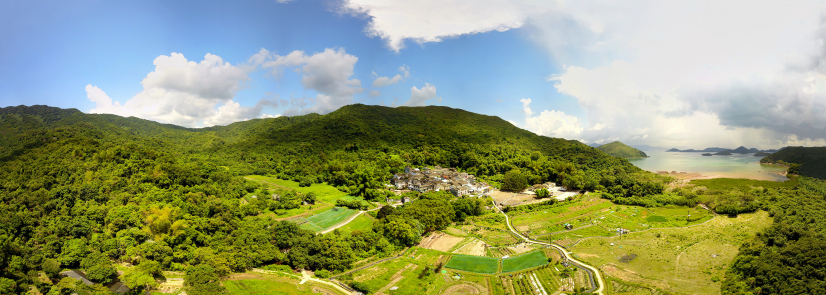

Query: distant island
left=667, top=146, right=779, bottom=154
left=702, top=153, right=713, bottom=156
left=714, top=150, right=733, bottom=156
left=596, top=141, right=648, bottom=158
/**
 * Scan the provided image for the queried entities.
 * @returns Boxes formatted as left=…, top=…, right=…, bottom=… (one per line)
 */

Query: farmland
left=244, top=175, right=371, bottom=219
left=444, top=254, right=500, bottom=274
left=571, top=211, right=772, bottom=294
left=509, top=194, right=715, bottom=242
left=287, top=207, right=359, bottom=232
left=338, top=213, right=373, bottom=232
left=501, top=250, right=548, bottom=273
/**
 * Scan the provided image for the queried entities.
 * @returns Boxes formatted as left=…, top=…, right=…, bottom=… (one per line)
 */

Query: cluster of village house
left=390, top=166, right=492, bottom=197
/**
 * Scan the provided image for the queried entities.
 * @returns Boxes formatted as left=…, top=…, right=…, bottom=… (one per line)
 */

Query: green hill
left=760, top=146, right=826, bottom=179
left=596, top=141, right=648, bottom=158
left=0, top=104, right=676, bottom=292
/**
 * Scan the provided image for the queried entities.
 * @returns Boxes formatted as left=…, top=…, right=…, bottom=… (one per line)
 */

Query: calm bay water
left=627, top=151, right=789, bottom=181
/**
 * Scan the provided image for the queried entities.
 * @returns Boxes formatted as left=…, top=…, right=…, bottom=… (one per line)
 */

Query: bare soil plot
left=440, top=281, right=488, bottom=295
left=420, top=232, right=465, bottom=252
left=454, top=239, right=487, bottom=256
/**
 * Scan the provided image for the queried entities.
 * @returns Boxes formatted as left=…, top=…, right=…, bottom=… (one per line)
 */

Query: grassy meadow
left=571, top=211, right=772, bottom=294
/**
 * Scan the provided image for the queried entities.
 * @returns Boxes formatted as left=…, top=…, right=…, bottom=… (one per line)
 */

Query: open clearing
left=571, top=211, right=772, bottom=295
left=245, top=175, right=371, bottom=219
left=454, top=239, right=487, bottom=256
left=445, top=254, right=500, bottom=274
left=501, top=250, right=548, bottom=273
left=224, top=272, right=344, bottom=295
left=420, top=232, right=465, bottom=252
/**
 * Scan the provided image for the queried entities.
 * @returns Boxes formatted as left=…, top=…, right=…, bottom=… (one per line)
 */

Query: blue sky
left=2, top=0, right=826, bottom=149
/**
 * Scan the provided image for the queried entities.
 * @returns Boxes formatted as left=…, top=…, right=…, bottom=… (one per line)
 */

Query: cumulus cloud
left=520, top=98, right=583, bottom=140
left=339, top=0, right=555, bottom=51
left=341, top=0, right=826, bottom=147
left=87, top=52, right=277, bottom=127
left=372, top=64, right=410, bottom=87
left=263, top=48, right=363, bottom=114
left=402, top=83, right=440, bottom=106
left=545, top=1, right=826, bottom=147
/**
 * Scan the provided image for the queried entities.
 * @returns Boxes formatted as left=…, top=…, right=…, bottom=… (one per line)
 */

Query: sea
left=627, top=151, right=789, bottom=181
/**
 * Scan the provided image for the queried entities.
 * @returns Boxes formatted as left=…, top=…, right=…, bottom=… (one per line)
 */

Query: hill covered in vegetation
left=0, top=104, right=676, bottom=294
left=760, top=146, right=826, bottom=179
left=596, top=141, right=648, bottom=158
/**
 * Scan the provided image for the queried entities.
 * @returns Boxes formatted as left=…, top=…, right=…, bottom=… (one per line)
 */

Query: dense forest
left=760, top=146, right=826, bottom=179
left=723, top=177, right=826, bottom=294
left=595, top=141, right=648, bottom=158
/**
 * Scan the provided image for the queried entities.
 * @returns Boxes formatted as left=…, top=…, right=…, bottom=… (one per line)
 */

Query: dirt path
left=250, top=269, right=353, bottom=295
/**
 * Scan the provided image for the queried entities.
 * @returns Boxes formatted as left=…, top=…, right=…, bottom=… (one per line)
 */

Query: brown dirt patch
left=507, top=243, right=534, bottom=255
left=226, top=273, right=268, bottom=281
left=354, top=266, right=387, bottom=282
left=602, top=264, right=669, bottom=289
left=421, top=232, right=465, bottom=252
left=576, top=253, right=600, bottom=258
left=455, top=240, right=487, bottom=256
left=441, top=281, right=488, bottom=295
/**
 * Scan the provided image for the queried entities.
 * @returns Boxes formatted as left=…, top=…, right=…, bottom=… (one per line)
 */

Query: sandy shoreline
left=655, top=170, right=788, bottom=184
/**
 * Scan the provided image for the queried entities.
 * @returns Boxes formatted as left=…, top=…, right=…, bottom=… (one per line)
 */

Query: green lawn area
left=501, top=250, right=548, bottom=273
left=290, top=207, right=358, bottom=232
left=444, top=254, right=499, bottom=274
left=339, top=214, right=373, bottom=232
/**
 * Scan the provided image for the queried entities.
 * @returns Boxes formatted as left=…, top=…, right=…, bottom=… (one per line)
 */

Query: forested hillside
left=759, top=146, right=826, bottom=179
left=723, top=177, right=826, bottom=294
left=0, top=104, right=673, bottom=294
left=596, top=141, right=648, bottom=158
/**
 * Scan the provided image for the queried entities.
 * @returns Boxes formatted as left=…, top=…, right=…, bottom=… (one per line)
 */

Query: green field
left=339, top=214, right=374, bottom=232
left=513, top=194, right=714, bottom=240
left=572, top=211, right=772, bottom=295
left=501, top=250, right=548, bottom=273
left=290, top=207, right=358, bottom=232
left=444, top=254, right=500, bottom=274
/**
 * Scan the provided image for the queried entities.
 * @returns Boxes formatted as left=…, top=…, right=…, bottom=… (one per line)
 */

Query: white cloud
left=341, top=0, right=826, bottom=147
left=87, top=52, right=275, bottom=127
left=263, top=48, right=363, bottom=114
left=369, top=90, right=381, bottom=97
left=372, top=64, right=410, bottom=87
left=546, top=1, right=826, bottom=147
left=339, top=0, right=556, bottom=51
left=520, top=98, right=583, bottom=139
left=402, top=83, right=440, bottom=106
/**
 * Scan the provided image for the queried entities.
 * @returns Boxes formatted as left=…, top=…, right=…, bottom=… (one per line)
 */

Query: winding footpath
left=487, top=195, right=606, bottom=295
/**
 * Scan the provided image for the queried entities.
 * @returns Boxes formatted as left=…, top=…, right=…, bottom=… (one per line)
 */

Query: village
left=388, top=166, right=581, bottom=207
left=390, top=166, right=493, bottom=197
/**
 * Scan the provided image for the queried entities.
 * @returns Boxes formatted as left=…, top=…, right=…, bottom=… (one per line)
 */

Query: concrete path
left=319, top=207, right=380, bottom=234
